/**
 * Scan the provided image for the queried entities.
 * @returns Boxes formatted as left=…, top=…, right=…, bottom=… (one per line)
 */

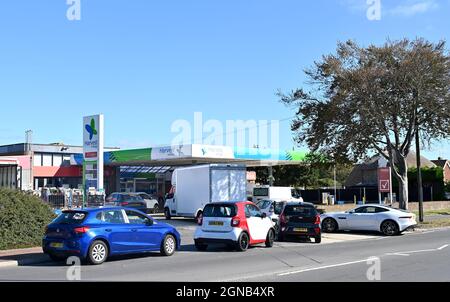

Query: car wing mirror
left=261, top=212, right=267, bottom=219
left=146, top=219, right=153, bottom=226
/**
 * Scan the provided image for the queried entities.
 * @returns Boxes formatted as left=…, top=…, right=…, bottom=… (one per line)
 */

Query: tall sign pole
left=83, top=114, right=104, bottom=206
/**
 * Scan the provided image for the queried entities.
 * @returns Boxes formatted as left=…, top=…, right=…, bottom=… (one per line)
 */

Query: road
left=0, top=217, right=449, bottom=282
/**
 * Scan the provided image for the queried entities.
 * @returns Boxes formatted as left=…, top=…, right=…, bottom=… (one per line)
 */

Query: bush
left=0, top=189, right=56, bottom=250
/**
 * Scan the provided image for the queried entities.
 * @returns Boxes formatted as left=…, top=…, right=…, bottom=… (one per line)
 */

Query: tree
left=279, top=39, right=450, bottom=209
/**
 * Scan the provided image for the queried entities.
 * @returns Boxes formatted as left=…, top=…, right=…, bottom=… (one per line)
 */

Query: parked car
left=194, top=201, right=276, bottom=252
left=42, top=207, right=181, bottom=265
left=135, top=192, right=160, bottom=213
left=277, top=202, right=321, bottom=243
left=254, top=199, right=287, bottom=225
left=106, top=193, right=148, bottom=213
left=320, top=204, right=417, bottom=236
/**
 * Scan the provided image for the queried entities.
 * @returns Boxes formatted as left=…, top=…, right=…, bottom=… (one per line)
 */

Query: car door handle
left=131, top=229, right=138, bottom=232
left=105, top=229, right=112, bottom=232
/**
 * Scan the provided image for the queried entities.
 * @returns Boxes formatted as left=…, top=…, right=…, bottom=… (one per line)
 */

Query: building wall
left=444, top=162, right=450, bottom=184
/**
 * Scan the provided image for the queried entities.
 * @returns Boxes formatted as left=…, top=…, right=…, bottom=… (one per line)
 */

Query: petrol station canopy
left=71, top=144, right=308, bottom=168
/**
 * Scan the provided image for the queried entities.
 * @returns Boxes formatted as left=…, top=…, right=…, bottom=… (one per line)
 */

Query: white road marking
left=438, top=244, right=449, bottom=250
left=277, top=259, right=370, bottom=276
left=385, top=244, right=449, bottom=257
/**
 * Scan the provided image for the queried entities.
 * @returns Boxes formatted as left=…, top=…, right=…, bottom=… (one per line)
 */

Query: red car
left=194, top=201, right=276, bottom=251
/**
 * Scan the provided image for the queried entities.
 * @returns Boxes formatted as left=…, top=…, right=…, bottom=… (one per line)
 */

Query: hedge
left=0, top=189, right=56, bottom=250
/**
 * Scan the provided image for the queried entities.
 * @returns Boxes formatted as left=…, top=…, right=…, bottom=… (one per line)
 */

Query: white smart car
left=194, top=201, right=276, bottom=251
left=321, top=204, right=417, bottom=236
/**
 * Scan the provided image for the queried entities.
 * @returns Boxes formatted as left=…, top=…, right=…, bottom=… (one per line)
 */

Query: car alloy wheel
left=88, top=240, right=108, bottom=265
left=237, top=233, right=249, bottom=251
left=322, top=218, right=337, bottom=233
left=265, top=229, right=275, bottom=247
left=161, top=234, right=176, bottom=256
left=381, top=220, right=398, bottom=236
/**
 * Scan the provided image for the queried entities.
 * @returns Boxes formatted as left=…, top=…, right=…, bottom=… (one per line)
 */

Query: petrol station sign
left=83, top=114, right=104, bottom=192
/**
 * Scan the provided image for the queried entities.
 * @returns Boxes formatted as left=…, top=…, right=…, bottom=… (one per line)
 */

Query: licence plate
left=293, top=228, right=308, bottom=233
left=49, top=242, right=64, bottom=248
left=208, top=221, right=224, bottom=226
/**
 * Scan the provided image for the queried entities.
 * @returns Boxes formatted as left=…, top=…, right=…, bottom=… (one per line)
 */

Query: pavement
left=1, top=216, right=450, bottom=281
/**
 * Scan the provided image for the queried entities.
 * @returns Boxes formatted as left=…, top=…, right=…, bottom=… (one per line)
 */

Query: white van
left=251, top=186, right=299, bottom=203
left=164, top=164, right=247, bottom=220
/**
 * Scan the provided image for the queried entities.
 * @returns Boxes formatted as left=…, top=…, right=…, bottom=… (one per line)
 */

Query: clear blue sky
left=0, top=0, right=449, bottom=159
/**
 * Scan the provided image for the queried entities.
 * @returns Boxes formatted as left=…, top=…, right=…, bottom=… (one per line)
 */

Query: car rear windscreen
left=284, top=205, right=316, bottom=217
left=53, top=211, right=88, bottom=224
left=203, top=204, right=236, bottom=217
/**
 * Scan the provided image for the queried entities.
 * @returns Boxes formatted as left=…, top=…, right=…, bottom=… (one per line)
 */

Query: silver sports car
left=320, top=204, right=417, bottom=236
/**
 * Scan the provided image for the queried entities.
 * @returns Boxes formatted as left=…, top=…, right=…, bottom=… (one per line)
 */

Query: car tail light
left=121, top=202, right=129, bottom=206
left=314, top=227, right=321, bottom=234
left=314, top=214, right=321, bottom=225
left=73, top=227, right=90, bottom=234
left=231, top=217, right=240, bottom=227
left=198, top=216, right=203, bottom=226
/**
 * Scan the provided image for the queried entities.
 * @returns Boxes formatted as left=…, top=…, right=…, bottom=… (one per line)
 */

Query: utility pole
left=25, top=130, right=33, bottom=190
left=415, top=127, right=424, bottom=223
left=333, top=164, right=337, bottom=202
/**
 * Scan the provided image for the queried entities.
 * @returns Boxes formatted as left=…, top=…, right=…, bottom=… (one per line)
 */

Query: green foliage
left=0, top=189, right=56, bottom=250
left=445, top=182, right=450, bottom=193
left=249, top=154, right=354, bottom=189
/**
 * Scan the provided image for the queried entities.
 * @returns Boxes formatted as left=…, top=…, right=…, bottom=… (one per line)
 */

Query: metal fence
left=35, top=188, right=105, bottom=209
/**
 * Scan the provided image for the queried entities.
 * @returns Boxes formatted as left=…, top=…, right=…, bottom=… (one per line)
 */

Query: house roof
left=431, top=159, right=449, bottom=168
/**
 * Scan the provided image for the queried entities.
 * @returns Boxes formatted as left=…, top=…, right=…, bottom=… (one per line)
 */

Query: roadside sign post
left=82, top=114, right=104, bottom=207
left=378, top=167, right=391, bottom=205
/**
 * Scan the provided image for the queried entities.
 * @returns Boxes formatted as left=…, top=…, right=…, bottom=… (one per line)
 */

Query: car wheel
left=314, top=235, right=322, bottom=244
left=153, top=204, right=159, bottom=213
left=322, top=218, right=338, bottom=233
left=236, top=232, right=249, bottom=252
left=265, top=229, right=275, bottom=247
left=88, top=240, right=108, bottom=265
left=381, top=220, right=399, bottom=236
left=194, top=241, right=208, bottom=251
left=161, top=234, right=176, bottom=256
left=164, top=208, right=171, bottom=220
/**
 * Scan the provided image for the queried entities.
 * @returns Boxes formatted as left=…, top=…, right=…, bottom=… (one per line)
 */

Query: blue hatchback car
left=42, top=207, right=181, bottom=265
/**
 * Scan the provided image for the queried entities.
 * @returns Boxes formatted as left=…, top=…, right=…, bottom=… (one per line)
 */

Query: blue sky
left=0, top=0, right=449, bottom=159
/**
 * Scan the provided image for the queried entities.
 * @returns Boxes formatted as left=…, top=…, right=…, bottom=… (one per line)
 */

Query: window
left=245, top=204, right=262, bottom=217
left=125, top=210, right=151, bottom=225
left=96, top=210, right=125, bottom=224
left=53, top=154, right=63, bottom=167
left=354, top=207, right=367, bottom=214
left=203, top=204, right=236, bottom=218
left=284, top=205, right=316, bottom=217
left=53, top=211, right=87, bottom=224
left=33, top=154, right=42, bottom=166
left=253, top=188, right=269, bottom=197
left=42, top=154, right=52, bottom=166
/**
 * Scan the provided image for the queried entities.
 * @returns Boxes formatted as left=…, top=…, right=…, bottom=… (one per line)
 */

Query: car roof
left=355, top=204, right=391, bottom=210
left=284, top=202, right=315, bottom=207
left=62, top=206, right=130, bottom=213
